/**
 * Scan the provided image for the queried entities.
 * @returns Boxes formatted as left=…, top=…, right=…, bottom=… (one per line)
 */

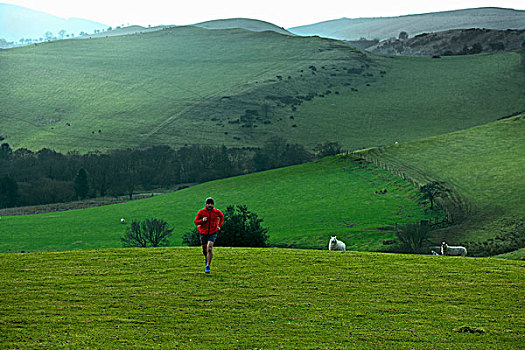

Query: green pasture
left=0, top=248, right=522, bottom=349
left=359, top=114, right=525, bottom=245
left=0, top=157, right=440, bottom=253
left=1, top=26, right=524, bottom=152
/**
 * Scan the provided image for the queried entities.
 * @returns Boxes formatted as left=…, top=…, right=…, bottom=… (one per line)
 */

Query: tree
left=253, top=137, right=312, bottom=171
left=0, top=143, right=12, bottom=161
left=121, top=218, right=174, bottom=248
left=183, top=204, right=269, bottom=247
left=74, top=168, right=89, bottom=199
left=0, top=175, right=18, bottom=208
left=420, top=181, right=448, bottom=210
left=45, top=32, right=53, bottom=41
left=399, top=31, right=408, bottom=40
left=58, top=30, right=66, bottom=39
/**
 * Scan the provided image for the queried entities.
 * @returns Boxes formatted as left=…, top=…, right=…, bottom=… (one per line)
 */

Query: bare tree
left=121, top=218, right=173, bottom=248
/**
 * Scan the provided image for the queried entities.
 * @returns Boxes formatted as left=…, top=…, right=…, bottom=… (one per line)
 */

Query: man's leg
left=206, top=241, right=214, bottom=267
left=202, top=243, right=208, bottom=265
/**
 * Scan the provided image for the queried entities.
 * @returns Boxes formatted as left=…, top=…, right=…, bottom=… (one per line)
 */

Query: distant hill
left=0, top=3, right=107, bottom=43
left=87, top=25, right=171, bottom=39
left=1, top=26, right=524, bottom=152
left=288, top=7, right=525, bottom=41
left=368, top=28, right=525, bottom=56
left=193, top=18, right=292, bottom=35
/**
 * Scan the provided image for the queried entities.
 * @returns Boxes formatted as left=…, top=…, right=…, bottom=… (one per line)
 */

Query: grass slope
left=1, top=26, right=524, bottom=152
left=359, top=114, right=525, bottom=248
left=0, top=157, right=440, bottom=253
left=1, top=248, right=523, bottom=349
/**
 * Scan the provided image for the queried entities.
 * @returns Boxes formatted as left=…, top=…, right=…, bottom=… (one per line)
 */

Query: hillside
left=0, top=156, right=440, bottom=253
left=1, top=25, right=524, bottom=152
left=288, top=7, right=525, bottom=41
left=193, top=18, right=291, bottom=35
left=359, top=114, right=525, bottom=256
left=3, top=112, right=523, bottom=257
left=1, top=248, right=523, bottom=348
left=0, top=3, right=107, bottom=43
left=369, top=28, right=525, bottom=56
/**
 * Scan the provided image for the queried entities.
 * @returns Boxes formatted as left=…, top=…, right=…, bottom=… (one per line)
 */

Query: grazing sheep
left=120, top=218, right=125, bottom=224
left=441, top=242, right=467, bottom=256
left=329, top=236, right=346, bottom=251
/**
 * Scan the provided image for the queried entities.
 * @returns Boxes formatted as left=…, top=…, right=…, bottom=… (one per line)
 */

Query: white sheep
left=328, top=236, right=346, bottom=251
left=441, top=242, right=467, bottom=257
left=120, top=218, right=125, bottom=224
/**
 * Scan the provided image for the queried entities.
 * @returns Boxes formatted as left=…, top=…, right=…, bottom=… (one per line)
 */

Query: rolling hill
left=359, top=114, right=525, bottom=256
left=193, top=18, right=291, bottom=35
left=0, top=248, right=523, bottom=348
left=0, top=156, right=440, bottom=253
left=0, top=3, right=107, bottom=43
left=1, top=25, right=524, bottom=152
left=1, top=116, right=523, bottom=257
left=288, top=7, right=525, bottom=41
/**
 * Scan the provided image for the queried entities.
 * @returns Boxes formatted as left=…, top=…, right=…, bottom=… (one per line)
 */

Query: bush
left=121, top=218, right=174, bottom=248
left=394, top=222, right=431, bottom=253
left=182, top=226, right=201, bottom=246
left=464, top=221, right=525, bottom=257
left=183, top=204, right=269, bottom=247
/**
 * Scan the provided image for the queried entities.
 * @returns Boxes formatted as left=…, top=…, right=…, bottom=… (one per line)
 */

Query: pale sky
left=3, top=0, right=525, bottom=28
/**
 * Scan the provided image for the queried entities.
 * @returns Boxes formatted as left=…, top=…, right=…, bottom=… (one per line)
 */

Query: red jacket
left=194, top=208, right=224, bottom=235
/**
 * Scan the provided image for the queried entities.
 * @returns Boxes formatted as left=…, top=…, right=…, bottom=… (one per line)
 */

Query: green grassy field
left=1, top=26, right=524, bottom=152
left=0, top=157, right=441, bottom=253
left=1, top=247, right=523, bottom=349
left=359, top=114, right=525, bottom=251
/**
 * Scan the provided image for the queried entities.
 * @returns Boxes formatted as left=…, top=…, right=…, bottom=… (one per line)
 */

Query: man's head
left=205, top=197, right=214, bottom=210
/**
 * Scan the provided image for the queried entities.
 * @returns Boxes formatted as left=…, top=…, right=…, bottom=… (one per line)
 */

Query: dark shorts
left=200, top=233, right=217, bottom=245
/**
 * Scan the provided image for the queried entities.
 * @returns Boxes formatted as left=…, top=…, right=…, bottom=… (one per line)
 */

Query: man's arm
left=194, top=210, right=206, bottom=225
left=217, top=210, right=224, bottom=229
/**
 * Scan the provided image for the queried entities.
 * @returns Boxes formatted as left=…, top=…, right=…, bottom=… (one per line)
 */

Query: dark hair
left=206, top=197, right=214, bottom=204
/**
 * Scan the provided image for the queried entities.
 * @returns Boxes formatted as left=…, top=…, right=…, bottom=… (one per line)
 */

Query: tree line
left=0, top=139, right=342, bottom=208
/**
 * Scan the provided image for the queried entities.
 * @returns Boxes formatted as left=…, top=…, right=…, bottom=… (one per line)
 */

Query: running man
left=194, top=197, right=224, bottom=273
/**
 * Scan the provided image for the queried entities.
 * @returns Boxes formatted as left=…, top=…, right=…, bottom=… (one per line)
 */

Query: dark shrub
left=183, top=205, right=269, bottom=247
left=394, top=222, right=431, bottom=253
